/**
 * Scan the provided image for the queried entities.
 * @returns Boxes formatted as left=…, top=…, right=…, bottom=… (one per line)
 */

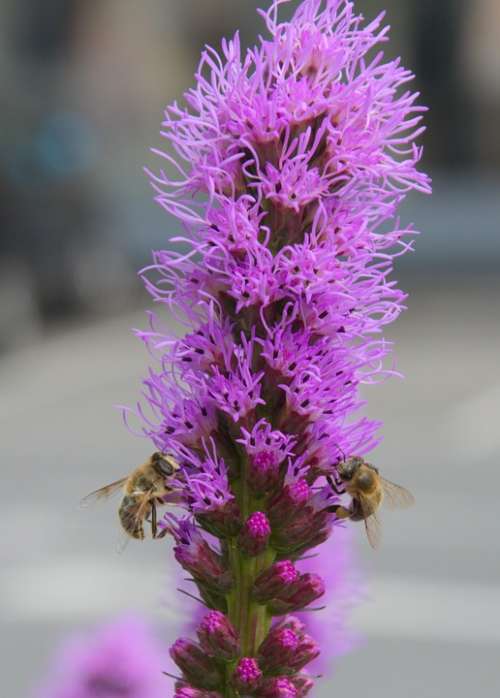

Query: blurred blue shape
left=35, top=111, right=96, bottom=177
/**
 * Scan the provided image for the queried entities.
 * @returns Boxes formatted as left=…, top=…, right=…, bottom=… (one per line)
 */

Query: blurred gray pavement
left=1, top=279, right=500, bottom=697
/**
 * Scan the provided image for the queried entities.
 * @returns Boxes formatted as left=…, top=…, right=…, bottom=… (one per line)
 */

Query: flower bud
left=247, top=450, right=281, bottom=494
left=261, top=677, right=299, bottom=697
left=258, top=625, right=299, bottom=673
left=172, top=522, right=232, bottom=593
left=268, top=482, right=338, bottom=557
left=268, top=480, right=310, bottom=525
left=196, top=499, right=242, bottom=538
left=253, top=560, right=299, bottom=602
left=197, top=611, right=240, bottom=661
left=259, top=618, right=319, bottom=674
left=170, top=638, right=221, bottom=690
left=239, top=512, right=271, bottom=556
left=288, top=523, right=331, bottom=558
left=268, top=573, right=325, bottom=614
left=232, top=657, right=262, bottom=693
left=289, top=674, right=315, bottom=697
left=287, top=633, right=320, bottom=671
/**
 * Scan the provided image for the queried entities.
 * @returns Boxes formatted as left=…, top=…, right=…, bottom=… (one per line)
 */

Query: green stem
left=224, top=468, right=276, bottom=696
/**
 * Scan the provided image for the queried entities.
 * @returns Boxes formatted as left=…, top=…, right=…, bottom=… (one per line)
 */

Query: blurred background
left=1, top=1, right=499, bottom=696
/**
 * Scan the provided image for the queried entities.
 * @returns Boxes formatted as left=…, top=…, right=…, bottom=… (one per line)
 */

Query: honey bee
left=83, top=452, right=180, bottom=540
left=328, top=456, right=414, bottom=549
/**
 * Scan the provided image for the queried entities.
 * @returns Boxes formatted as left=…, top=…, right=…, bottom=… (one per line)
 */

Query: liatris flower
left=133, top=0, right=430, bottom=694
left=35, top=617, right=165, bottom=698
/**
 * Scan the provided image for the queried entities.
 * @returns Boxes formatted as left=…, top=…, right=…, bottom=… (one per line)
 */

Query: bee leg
left=327, top=504, right=351, bottom=519
left=327, top=475, right=345, bottom=495
left=151, top=500, right=158, bottom=539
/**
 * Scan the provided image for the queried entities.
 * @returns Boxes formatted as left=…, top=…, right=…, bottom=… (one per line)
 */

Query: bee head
left=338, top=456, right=364, bottom=481
left=153, top=452, right=177, bottom=477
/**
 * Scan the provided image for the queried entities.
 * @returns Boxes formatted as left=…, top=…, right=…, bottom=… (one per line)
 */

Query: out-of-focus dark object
left=463, top=0, right=500, bottom=166
left=1, top=107, right=99, bottom=314
left=11, top=0, right=81, bottom=63
left=411, top=0, right=477, bottom=168
left=175, top=0, right=261, bottom=49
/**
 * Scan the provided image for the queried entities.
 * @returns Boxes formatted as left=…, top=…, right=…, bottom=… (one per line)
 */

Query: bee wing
left=115, top=533, right=131, bottom=555
left=80, top=478, right=128, bottom=508
left=358, top=495, right=382, bottom=550
left=364, top=512, right=382, bottom=550
left=381, top=478, right=415, bottom=510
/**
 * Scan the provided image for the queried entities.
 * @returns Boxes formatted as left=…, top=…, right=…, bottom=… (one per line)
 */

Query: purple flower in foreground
left=297, top=525, right=362, bottom=672
left=36, top=617, right=165, bottom=698
left=130, top=0, right=429, bottom=694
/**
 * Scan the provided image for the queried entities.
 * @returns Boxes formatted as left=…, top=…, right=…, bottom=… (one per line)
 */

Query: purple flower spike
left=233, top=658, right=263, bottom=692
left=239, top=512, right=272, bottom=556
left=125, top=0, right=430, bottom=694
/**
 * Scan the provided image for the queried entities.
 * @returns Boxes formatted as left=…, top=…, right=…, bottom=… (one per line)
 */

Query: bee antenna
left=301, top=605, right=327, bottom=612
left=296, top=553, right=319, bottom=561
left=176, top=587, right=208, bottom=607
left=335, top=444, right=346, bottom=462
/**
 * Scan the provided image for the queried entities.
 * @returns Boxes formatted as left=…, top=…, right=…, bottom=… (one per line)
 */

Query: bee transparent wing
left=358, top=495, right=382, bottom=549
left=364, top=512, right=382, bottom=549
left=80, top=478, right=128, bottom=508
left=115, top=533, right=131, bottom=555
left=381, top=478, right=415, bottom=510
